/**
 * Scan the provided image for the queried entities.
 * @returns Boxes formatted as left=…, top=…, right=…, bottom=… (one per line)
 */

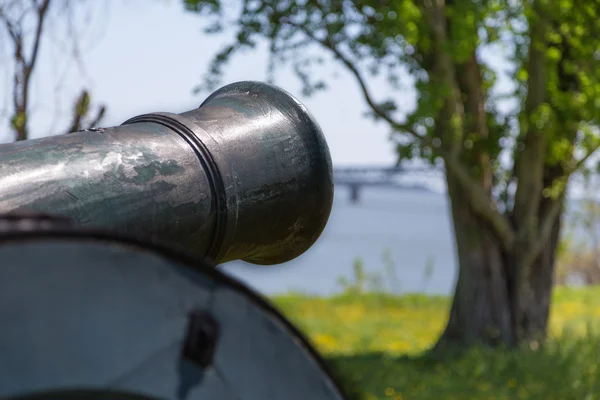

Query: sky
left=0, top=0, right=520, bottom=168
left=0, top=0, right=424, bottom=166
left=0, top=1, right=595, bottom=197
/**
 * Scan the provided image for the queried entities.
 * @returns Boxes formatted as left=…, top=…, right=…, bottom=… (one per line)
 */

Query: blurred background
left=0, top=0, right=453, bottom=296
left=1, top=0, right=597, bottom=296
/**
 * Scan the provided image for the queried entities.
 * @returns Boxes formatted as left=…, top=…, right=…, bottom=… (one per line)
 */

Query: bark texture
left=440, top=171, right=514, bottom=347
left=438, top=169, right=564, bottom=348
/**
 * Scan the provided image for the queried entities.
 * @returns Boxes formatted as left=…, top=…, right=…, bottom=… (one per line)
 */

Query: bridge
left=333, top=164, right=599, bottom=203
left=333, top=165, right=443, bottom=203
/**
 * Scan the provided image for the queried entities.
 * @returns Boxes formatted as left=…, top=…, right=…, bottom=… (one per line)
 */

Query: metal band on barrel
left=122, top=113, right=228, bottom=264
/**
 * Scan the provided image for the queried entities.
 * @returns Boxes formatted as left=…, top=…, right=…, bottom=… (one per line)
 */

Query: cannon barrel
left=0, top=81, right=334, bottom=265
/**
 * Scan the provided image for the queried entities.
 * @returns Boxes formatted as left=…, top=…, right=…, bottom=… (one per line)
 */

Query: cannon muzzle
left=0, top=81, right=334, bottom=265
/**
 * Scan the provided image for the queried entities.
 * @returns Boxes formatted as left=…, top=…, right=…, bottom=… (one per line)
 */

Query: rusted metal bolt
left=181, top=309, right=220, bottom=369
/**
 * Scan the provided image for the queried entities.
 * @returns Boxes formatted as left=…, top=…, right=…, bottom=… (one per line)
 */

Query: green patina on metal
left=0, top=80, right=334, bottom=268
left=132, top=160, right=185, bottom=183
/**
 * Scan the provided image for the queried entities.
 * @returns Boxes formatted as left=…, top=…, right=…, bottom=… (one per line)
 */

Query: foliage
left=271, top=286, right=600, bottom=399
left=182, top=0, right=600, bottom=184
left=338, top=258, right=370, bottom=294
left=337, top=250, right=436, bottom=295
left=0, top=0, right=105, bottom=140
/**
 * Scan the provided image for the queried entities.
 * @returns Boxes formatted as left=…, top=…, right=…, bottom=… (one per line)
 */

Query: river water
left=220, top=186, right=460, bottom=296
left=220, top=184, right=593, bottom=297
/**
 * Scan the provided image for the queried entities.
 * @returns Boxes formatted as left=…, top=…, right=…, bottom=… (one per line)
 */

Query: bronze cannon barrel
left=0, top=81, right=334, bottom=265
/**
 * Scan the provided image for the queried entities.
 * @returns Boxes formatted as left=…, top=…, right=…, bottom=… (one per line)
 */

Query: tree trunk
left=435, top=170, right=562, bottom=349
left=512, top=193, right=564, bottom=344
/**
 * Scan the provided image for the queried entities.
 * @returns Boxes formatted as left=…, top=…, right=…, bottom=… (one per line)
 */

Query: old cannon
left=0, top=81, right=333, bottom=266
left=0, top=82, right=347, bottom=400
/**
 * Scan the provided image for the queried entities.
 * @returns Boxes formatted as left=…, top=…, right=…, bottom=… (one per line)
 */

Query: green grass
left=270, top=286, right=600, bottom=399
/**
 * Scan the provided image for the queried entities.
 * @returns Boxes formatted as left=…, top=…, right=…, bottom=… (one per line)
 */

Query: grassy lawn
left=271, top=286, right=600, bottom=400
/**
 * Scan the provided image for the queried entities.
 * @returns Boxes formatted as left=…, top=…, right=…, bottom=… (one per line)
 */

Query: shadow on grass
left=325, top=337, right=600, bottom=400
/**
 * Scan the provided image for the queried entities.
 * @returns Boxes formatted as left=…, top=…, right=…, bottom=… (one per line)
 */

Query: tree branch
left=284, top=20, right=426, bottom=141
left=521, top=138, right=600, bottom=269
left=26, top=0, right=51, bottom=74
left=280, top=17, right=516, bottom=251
left=456, top=52, right=494, bottom=191
left=418, top=0, right=465, bottom=154
left=512, top=2, right=550, bottom=242
left=521, top=192, right=564, bottom=273
left=569, top=142, right=600, bottom=174
left=413, top=2, right=511, bottom=247
left=86, top=105, right=105, bottom=129
left=19, top=0, right=51, bottom=140
left=0, top=0, right=52, bottom=140
left=0, top=9, right=23, bottom=111
left=444, top=155, right=516, bottom=250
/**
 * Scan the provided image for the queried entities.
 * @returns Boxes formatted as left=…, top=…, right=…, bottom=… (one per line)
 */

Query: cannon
left=0, top=82, right=347, bottom=400
left=0, top=81, right=333, bottom=266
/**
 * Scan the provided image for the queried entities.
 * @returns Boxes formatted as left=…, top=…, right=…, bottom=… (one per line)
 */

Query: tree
left=0, top=0, right=105, bottom=141
left=183, top=0, right=600, bottom=349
